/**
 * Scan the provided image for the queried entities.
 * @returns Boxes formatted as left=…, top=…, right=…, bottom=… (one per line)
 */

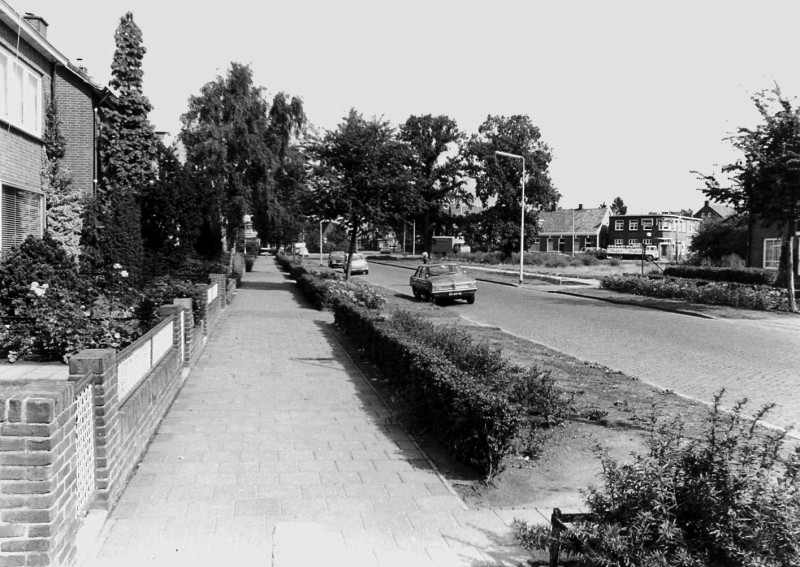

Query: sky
left=19, top=0, right=800, bottom=214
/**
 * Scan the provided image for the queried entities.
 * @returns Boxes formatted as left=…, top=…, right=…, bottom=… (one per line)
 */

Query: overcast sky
left=20, top=0, right=800, bottom=213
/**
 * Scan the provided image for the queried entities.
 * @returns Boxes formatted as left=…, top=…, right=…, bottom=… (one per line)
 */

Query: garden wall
left=0, top=277, right=233, bottom=566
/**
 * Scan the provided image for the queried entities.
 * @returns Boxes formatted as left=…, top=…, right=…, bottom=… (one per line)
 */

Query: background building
left=534, top=205, right=609, bottom=254
left=608, top=213, right=699, bottom=262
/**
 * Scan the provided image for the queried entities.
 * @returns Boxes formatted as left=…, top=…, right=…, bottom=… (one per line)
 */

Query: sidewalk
left=82, top=258, right=536, bottom=567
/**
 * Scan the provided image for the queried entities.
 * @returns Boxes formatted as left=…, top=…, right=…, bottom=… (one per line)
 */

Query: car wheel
left=364, top=270, right=369, bottom=275
left=645, top=255, right=654, bottom=262
left=466, top=295, right=475, bottom=305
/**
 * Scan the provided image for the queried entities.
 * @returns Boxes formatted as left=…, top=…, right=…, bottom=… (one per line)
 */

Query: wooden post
left=550, top=507, right=562, bottom=567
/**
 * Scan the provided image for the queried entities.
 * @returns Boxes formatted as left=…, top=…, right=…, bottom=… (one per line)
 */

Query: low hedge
left=663, top=265, right=777, bottom=286
left=333, top=300, right=519, bottom=476
left=601, top=274, right=790, bottom=311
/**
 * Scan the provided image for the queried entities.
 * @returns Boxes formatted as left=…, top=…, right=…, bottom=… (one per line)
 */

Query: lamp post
left=319, top=220, right=324, bottom=266
left=495, top=151, right=525, bottom=285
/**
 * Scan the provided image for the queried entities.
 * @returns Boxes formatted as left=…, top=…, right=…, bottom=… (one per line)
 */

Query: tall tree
left=42, top=100, right=81, bottom=258
left=398, top=114, right=466, bottom=253
left=180, top=63, right=271, bottom=250
left=83, top=12, right=157, bottom=281
left=464, top=115, right=559, bottom=256
left=611, top=196, right=627, bottom=215
left=689, top=216, right=748, bottom=264
left=698, top=87, right=800, bottom=312
left=307, top=109, right=413, bottom=278
left=252, top=93, right=308, bottom=249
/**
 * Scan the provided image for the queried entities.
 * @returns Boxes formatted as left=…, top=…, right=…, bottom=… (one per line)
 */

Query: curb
left=548, top=289, right=717, bottom=320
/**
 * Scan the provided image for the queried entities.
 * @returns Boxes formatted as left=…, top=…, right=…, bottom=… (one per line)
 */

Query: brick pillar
left=68, top=349, right=121, bottom=509
left=0, top=381, right=77, bottom=567
left=159, top=305, right=187, bottom=363
left=209, top=274, right=227, bottom=309
left=173, top=299, right=194, bottom=365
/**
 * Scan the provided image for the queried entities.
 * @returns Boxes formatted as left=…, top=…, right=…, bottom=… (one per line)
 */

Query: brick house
left=694, top=200, right=735, bottom=220
left=608, top=213, right=700, bottom=262
left=747, top=219, right=799, bottom=275
left=0, top=4, right=109, bottom=253
left=533, top=205, right=609, bottom=253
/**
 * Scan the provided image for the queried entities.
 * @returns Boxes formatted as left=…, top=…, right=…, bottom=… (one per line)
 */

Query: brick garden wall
left=0, top=277, right=234, bottom=566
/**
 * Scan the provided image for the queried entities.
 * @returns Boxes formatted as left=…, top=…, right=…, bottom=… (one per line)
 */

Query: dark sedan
left=409, top=263, right=477, bottom=304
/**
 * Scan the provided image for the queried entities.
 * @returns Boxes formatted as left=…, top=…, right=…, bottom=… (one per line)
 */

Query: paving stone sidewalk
left=82, top=258, right=536, bottom=567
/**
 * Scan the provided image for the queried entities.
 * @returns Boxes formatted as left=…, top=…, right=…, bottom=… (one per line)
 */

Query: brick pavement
left=82, top=258, right=536, bottom=567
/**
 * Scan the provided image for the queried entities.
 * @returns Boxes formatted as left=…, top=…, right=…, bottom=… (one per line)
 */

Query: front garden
left=0, top=234, right=240, bottom=364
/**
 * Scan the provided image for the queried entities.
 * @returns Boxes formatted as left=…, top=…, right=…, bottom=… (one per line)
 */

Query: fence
left=0, top=275, right=236, bottom=567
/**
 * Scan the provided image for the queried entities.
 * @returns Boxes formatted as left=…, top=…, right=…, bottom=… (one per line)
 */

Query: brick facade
left=608, top=214, right=699, bottom=262
left=747, top=219, right=799, bottom=274
left=0, top=7, right=104, bottom=252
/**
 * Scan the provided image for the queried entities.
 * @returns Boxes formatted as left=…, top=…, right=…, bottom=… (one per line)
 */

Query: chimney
left=578, top=204, right=583, bottom=210
left=23, top=13, right=48, bottom=38
left=704, top=200, right=709, bottom=207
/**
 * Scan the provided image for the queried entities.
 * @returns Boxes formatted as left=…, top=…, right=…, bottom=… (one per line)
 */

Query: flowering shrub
left=664, top=265, right=777, bottom=285
left=0, top=235, right=209, bottom=363
left=601, top=274, right=790, bottom=311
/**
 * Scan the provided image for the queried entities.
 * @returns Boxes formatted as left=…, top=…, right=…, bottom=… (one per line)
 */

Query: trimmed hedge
left=333, top=300, right=519, bottom=476
left=663, top=265, right=777, bottom=286
left=601, top=274, right=790, bottom=311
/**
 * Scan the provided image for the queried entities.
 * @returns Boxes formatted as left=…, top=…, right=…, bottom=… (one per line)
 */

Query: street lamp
left=495, top=151, right=526, bottom=285
left=319, top=220, right=324, bottom=266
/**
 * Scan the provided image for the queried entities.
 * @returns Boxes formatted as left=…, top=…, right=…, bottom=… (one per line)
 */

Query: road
left=364, top=261, right=800, bottom=433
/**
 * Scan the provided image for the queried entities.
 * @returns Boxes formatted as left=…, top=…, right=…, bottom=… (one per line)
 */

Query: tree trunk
left=786, top=222, right=797, bottom=312
left=423, top=207, right=432, bottom=255
left=345, top=218, right=359, bottom=281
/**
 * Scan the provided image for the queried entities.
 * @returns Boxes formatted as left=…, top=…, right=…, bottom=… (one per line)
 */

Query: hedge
left=601, top=274, right=790, bottom=311
left=663, top=265, right=777, bottom=286
left=333, top=300, right=518, bottom=476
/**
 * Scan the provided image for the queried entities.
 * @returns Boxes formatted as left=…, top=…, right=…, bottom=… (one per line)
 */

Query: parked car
left=409, top=263, right=476, bottom=304
left=347, top=253, right=369, bottom=275
left=328, top=251, right=346, bottom=269
left=293, top=243, right=310, bottom=257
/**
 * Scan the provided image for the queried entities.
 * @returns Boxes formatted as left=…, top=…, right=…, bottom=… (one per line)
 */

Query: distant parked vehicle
left=605, top=245, right=660, bottom=261
left=293, top=243, right=310, bottom=258
left=409, top=263, right=477, bottom=304
left=347, top=253, right=369, bottom=275
left=431, top=236, right=469, bottom=255
left=328, top=251, right=346, bottom=268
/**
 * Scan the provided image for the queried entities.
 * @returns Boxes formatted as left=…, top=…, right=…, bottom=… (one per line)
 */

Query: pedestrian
left=422, top=251, right=429, bottom=264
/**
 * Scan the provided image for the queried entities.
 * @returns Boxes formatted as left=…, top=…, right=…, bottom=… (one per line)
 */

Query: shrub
left=137, top=275, right=207, bottom=325
left=514, top=392, right=800, bottom=566
left=244, top=256, right=254, bottom=272
left=663, top=265, right=778, bottom=286
left=601, top=274, right=789, bottom=311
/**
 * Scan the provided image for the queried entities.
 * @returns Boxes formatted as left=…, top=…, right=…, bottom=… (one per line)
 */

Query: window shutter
left=1, top=186, right=43, bottom=250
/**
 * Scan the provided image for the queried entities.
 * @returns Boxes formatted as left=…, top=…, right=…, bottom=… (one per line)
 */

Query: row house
left=533, top=205, right=609, bottom=253
left=747, top=219, right=799, bottom=275
left=608, top=213, right=700, bottom=262
left=0, top=3, right=109, bottom=252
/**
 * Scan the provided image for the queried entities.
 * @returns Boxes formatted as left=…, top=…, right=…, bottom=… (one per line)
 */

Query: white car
left=293, top=243, right=310, bottom=258
left=346, top=253, right=369, bottom=275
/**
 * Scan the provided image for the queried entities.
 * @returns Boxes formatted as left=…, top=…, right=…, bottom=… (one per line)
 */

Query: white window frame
left=1, top=185, right=44, bottom=251
left=0, top=47, right=42, bottom=137
left=628, top=238, right=639, bottom=245
left=642, top=218, right=653, bottom=230
left=629, top=220, right=638, bottom=231
left=763, top=238, right=782, bottom=270
left=643, top=238, right=652, bottom=245
left=614, top=220, right=624, bottom=231
left=614, top=238, right=623, bottom=246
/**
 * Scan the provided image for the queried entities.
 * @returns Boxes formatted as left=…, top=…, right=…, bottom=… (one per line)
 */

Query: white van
left=293, top=243, right=310, bottom=258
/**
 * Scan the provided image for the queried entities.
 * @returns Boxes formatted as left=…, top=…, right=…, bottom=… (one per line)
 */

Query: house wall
left=748, top=220, right=799, bottom=274
left=53, top=68, right=97, bottom=198
left=0, top=19, right=49, bottom=191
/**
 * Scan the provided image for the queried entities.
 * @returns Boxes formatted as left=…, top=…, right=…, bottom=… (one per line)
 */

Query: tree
left=464, top=115, right=559, bottom=256
left=698, top=87, right=800, bottom=312
left=252, top=93, right=308, bottom=250
left=180, top=63, right=272, bottom=250
left=611, top=196, right=627, bottom=215
left=398, top=114, right=466, bottom=253
left=307, top=109, right=414, bottom=278
left=42, top=100, right=81, bottom=258
left=83, top=12, right=158, bottom=282
left=689, top=216, right=748, bottom=264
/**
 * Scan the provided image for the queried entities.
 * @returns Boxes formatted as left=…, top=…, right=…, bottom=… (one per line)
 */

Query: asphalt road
left=365, top=261, right=800, bottom=433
